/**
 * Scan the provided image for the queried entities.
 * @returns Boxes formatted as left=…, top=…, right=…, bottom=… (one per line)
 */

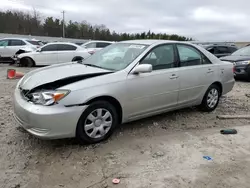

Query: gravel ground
left=0, top=64, right=250, bottom=188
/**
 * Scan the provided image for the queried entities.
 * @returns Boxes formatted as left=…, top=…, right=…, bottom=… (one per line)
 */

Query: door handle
left=169, top=74, right=179, bottom=79
left=207, top=68, right=214, bottom=73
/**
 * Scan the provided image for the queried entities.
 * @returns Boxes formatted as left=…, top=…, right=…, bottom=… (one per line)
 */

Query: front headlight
left=236, top=61, right=250, bottom=65
left=30, top=90, right=70, bottom=106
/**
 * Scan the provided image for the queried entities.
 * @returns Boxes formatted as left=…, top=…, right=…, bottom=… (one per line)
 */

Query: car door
left=35, top=44, right=58, bottom=65
left=0, top=40, right=10, bottom=57
left=57, top=44, right=77, bottom=63
left=125, top=44, right=180, bottom=120
left=8, top=39, right=26, bottom=56
left=176, top=44, right=215, bottom=106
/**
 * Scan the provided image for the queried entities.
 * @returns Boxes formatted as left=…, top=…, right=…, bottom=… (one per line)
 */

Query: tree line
left=0, top=10, right=192, bottom=41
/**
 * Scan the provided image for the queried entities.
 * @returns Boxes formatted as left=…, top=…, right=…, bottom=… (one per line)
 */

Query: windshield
left=81, top=43, right=148, bottom=71
left=232, top=46, right=250, bottom=56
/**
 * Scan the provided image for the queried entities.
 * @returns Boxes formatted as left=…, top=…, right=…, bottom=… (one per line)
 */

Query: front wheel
left=20, top=57, right=35, bottom=67
left=199, top=84, right=221, bottom=112
left=76, top=101, right=118, bottom=144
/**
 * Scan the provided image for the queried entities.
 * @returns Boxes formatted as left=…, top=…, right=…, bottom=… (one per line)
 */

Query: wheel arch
left=72, top=56, right=84, bottom=62
left=211, top=81, right=223, bottom=96
left=85, top=95, right=123, bottom=124
left=20, top=56, right=36, bottom=66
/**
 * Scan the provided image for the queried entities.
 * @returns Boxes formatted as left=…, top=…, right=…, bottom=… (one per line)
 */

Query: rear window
left=26, top=40, right=43, bottom=46
left=96, top=42, right=112, bottom=48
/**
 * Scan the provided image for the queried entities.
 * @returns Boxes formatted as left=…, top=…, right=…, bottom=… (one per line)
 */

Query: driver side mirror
left=36, top=48, right=41, bottom=52
left=132, top=64, right=152, bottom=74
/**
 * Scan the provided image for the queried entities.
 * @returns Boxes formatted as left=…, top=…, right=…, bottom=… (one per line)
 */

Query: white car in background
left=16, top=42, right=91, bottom=67
left=81, top=40, right=114, bottom=55
left=0, top=38, right=43, bottom=62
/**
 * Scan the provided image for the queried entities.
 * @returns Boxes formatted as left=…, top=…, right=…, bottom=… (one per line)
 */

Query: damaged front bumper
left=12, top=55, right=20, bottom=65
left=13, top=87, right=88, bottom=139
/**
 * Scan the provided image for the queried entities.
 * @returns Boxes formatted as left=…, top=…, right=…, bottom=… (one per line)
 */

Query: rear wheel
left=21, top=57, right=35, bottom=67
left=76, top=101, right=118, bottom=144
left=72, top=56, right=83, bottom=62
left=199, top=84, right=221, bottom=112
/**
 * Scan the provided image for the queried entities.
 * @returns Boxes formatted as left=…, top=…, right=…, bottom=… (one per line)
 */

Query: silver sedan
left=14, top=40, right=235, bottom=144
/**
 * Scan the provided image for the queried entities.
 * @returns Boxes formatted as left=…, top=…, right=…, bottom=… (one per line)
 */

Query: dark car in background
left=220, top=46, right=250, bottom=81
left=204, top=45, right=238, bottom=58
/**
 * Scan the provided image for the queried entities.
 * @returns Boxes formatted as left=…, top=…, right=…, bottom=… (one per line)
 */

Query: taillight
left=233, top=66, right=236, bottom=72
left=88, top=51, right=95, bottom=55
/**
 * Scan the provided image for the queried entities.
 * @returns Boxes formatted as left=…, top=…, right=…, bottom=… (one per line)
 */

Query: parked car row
left=204, top=44, right=238, bottom=58
left=197, top=43, right=249, bottom=81
left=14, top=40, right=235, bottom=144
left=0, top=38, right=43, bottom=63
left=220, top=45, right=250, bottom=81
left=14, top=42, right=91, bottom=67
left=0, top=38, right=114, bottom=66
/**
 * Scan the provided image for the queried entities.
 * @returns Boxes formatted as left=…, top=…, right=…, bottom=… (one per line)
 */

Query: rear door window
left=177, top=44, right=203, bottom=67
left=9, top=40, right=26, bottom=46
left=57, top=44, right=77, bottom=51
left=41, top=44, right=58, bottom=51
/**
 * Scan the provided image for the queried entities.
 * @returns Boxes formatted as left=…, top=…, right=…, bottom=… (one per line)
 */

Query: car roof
left=0, top=38, right=41, bottom=41
left=119, top=39, right=191, bottom=45
left=83, top=40, right=114, bottom=44
left=204, top=44, right=237, bottom=48
left=46, top=42, right=79, bottom=46
left=1, top=38, right=28, bottom=40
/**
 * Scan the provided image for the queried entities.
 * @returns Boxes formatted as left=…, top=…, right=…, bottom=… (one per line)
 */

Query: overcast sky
left=1, top=0, right=250, bottom=41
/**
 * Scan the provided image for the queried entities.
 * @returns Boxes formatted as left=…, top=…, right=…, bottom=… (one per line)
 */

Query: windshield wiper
left=83, top=63, right=115, bottom=71
left=83, top=63, right=104, bottom=69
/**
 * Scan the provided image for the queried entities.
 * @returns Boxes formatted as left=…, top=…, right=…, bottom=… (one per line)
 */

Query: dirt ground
left=0, top=64, right=250, bottom=188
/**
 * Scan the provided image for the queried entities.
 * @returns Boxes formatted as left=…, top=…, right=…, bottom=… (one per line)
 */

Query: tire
left=199, top=84, right=221, bottom=112
left=247, top=69, right=250, bottom=82
left=76, top=101, right=118, bottom=144
left=72, top=56, right=83, bottom=62
left=21, top=57, right=35, bottom=67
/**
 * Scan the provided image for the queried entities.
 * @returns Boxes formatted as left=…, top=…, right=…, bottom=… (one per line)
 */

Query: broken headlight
left=30, top=90, right=70, bottom=106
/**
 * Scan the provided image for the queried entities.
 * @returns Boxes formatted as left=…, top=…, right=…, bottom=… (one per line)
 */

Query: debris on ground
left=203, top=156, right=212, bottom=161
left=217, top=115, right=250, bottom=119
left=220, top=129, right=238, bottom=135
left=152, top=151, right=165, bottom=158
left=245, top=94, right=250, bottom=98
left=7, top=69, right=24, bottom=79
left=112, top=178, right=120, bottom=184
left=61, top=151, right=72, bottom=159
left=11, top=184, right=20, bottom=188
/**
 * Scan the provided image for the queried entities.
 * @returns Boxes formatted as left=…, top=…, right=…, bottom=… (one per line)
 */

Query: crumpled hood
left=220, top=55, right=250, bottom=62
left=19, top=62, right=111, bottom=90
